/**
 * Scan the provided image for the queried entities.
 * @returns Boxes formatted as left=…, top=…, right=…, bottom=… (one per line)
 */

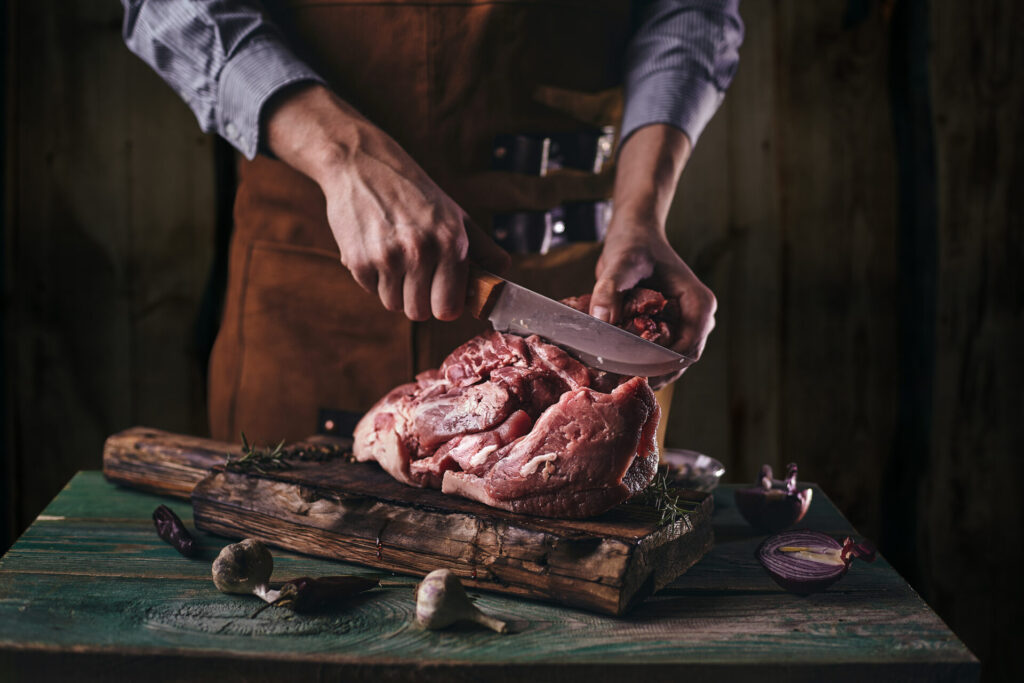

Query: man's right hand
left=265, top=83, right=510, bottom=321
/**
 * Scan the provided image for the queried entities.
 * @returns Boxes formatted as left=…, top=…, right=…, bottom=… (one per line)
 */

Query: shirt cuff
left=620, top=68, right=726, bottom=148
left=217, top=33, right=325, bottom=159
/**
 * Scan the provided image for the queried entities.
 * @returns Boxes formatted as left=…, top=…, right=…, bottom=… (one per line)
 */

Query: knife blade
left=466, top=269, right=693, bottom=377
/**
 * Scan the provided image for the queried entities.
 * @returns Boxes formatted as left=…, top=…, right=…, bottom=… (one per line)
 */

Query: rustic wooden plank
left=770, top=0, right=900, bottom=545
left=191, top=462, right=713, bottom=616
left=103, top=427, right=235, bottom=499
left=661, top=60, right=733, bottom=460
left=0, top=472, right=979, bottom=682
left=104, top=426, right=715, bottom=614
left=920, top=3, right=1024, bottom=681
left=102, top=426, right=353, bottom=499
left=5, top=0, right=216, bottom=538
left=662, top=0, right=784, bottom=486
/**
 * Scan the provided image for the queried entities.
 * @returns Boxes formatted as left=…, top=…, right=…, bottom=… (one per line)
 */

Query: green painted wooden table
left=0, top=472, right=977, bottom=682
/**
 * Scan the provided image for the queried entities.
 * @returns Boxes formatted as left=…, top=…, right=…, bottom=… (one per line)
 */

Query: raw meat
left=353, top=325, right=661, bottom=518
left=441, top=376, right=660, bottom=518
left=562, top=287, right=679, bottom=347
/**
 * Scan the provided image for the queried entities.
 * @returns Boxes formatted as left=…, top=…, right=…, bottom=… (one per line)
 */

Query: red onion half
left=757, top=530, right=877, bottom=595
left=735, top=463, right=813, bottom=532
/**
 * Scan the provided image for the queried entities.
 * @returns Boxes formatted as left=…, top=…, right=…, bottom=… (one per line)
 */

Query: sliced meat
left=440, top=331, right=530, bottom=387
left=353, top=286, right=680, bottom=517
left=411, top=381, right=515, bottom=449
left=410, top=409, right=534, bottom=487
left=522, top=335, right=592, bottom=390
left=352, top=381, right=422, bottom=486
left=562, top=287, right=678, bottom=348
left=623, top=288, right=667, bottom=317
left=440, top=377, right=659, bottom=518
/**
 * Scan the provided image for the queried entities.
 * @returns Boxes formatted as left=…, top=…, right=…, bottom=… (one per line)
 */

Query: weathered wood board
left=0, top=472, right=979, bottom=683
left=104, top=427, right=714, bottom=615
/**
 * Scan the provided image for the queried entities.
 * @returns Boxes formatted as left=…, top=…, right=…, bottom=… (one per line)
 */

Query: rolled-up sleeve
left=121, top=0, right=324, bottom=159
left=622, top=0, right=744, bottom=147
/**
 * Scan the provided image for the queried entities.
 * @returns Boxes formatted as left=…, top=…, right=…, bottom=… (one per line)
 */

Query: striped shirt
left=121, top=0, right=743, bottom=160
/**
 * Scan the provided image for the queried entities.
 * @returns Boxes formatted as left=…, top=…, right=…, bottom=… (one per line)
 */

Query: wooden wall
left=3, top=0, right=217, bottom=542
left=3, top=0, right=1021, bottom=680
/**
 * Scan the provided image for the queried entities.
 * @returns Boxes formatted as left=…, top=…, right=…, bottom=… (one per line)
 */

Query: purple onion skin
left=735, top=487, right=812, bottom=532
left=757, top=530, right=875, bottom=596
left=734, top=463, right=813, bottom=532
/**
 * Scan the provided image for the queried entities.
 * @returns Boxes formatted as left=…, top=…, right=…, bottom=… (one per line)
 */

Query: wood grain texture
left=0, top=472, right=978, bottom=682
left=104, top=426, right=713, bottom=614
left=103, top=427, right=233, bottom=499
left=191, top=463, right=712, bottom=615
left=465, top=266, right=506, bottom=319
left=922, top=2, right=1024, bottom=680
left=3, top=1, right=1020, bottom=678
left=666, top=0, right=900, bottom=613
left=102, top=426, right=354, bottom=499
left=4, top=0, right=216, bottom=534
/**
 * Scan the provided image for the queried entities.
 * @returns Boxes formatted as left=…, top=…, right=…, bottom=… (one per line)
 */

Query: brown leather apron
left=209, top=0, right=630, bottom=444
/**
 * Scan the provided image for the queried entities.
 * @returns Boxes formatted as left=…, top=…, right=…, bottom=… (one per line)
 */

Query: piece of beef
left=354, top=287, right=677, bottom=519
left=409, top=409, right=534, bottom=488
left=440, top=331, right=530, bottom=387
left=562, top=287, right=677, bottom=348
left=440, top=377, right=659, bottom=518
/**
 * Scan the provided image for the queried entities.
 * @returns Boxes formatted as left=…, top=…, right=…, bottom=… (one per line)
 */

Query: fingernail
left=591, top=306, right=610, bottom=322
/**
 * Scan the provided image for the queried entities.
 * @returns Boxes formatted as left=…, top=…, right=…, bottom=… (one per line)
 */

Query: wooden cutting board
left=103, top=426, right=713, bottom=615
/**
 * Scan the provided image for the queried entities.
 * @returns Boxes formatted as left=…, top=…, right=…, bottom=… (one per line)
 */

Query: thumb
left=590, top=244, right=653, bottom=324
left=466, top=220, right=512, bottom=274
left=589, top=275, right=623, bottom=324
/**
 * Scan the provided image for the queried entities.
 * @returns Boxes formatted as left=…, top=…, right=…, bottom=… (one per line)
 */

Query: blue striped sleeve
left=622, top=0, right=744, bottom=147
left=121, top=0, right=324, bottom=159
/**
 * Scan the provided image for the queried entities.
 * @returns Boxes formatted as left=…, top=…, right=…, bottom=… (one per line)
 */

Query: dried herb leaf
left=630, top=469, right=697, bottom=526
left=225, top=433, right=352, bottom=474
left=225, top=432, right=290, bottom=474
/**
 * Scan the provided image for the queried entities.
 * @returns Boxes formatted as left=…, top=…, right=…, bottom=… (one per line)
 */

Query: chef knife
left=466, top=268, right=694, bottom=377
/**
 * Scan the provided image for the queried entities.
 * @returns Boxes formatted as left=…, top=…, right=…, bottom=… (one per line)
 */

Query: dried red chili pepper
left=152, top=504, right=199, bottom=558
left=274, top=576, right=379, bottom=613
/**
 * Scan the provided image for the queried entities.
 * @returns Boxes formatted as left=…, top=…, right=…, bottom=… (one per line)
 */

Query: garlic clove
left=415, top=569, right=509, bottom=634
left=212, top=538, right=275, bottom=600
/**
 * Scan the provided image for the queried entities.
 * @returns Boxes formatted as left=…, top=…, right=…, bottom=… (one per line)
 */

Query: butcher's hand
left=589, top=125, right=716, bottom=387
left=265, top=83, right=510, bottom=321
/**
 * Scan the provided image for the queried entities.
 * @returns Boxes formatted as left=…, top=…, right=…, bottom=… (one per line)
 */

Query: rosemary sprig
left=632, top=469, right=694, bottom=526
left=225, top=432, right=291, bottom=474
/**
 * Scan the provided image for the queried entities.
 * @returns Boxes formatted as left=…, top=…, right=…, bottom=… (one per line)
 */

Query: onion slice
left=757, top=530, right=876, bottom=595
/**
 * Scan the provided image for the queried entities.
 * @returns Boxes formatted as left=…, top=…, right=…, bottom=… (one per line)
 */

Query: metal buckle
left=493, top=200, right=612, bottom=255
left=492, top=127, right=615, bottom=176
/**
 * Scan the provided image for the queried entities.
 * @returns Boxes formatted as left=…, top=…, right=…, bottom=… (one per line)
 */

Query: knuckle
left=700, top=287, right=718, bottom=315
left=378, top=245, right=404, bottom=270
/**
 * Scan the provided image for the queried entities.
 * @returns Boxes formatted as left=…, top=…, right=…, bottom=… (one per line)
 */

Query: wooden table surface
left=0, top=472, right=977, bottom=682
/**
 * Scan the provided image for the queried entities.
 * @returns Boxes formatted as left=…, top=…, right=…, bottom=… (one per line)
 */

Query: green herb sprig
left=632, top=469, right=696, bottom=526
left=225, top=432, right=291, bottom=474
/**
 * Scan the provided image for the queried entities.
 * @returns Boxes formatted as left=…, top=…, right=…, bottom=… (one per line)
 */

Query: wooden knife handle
left=465, top=265, right=506, bottom=320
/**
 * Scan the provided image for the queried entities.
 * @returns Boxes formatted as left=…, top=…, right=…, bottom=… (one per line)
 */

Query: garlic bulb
left=212, top=538, right=279, bottom=603
left=415, top=569, right=508, bottom=633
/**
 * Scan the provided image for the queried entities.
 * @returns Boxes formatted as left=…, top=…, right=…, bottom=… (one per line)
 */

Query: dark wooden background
left=2, top=0, right=1021, bottom=680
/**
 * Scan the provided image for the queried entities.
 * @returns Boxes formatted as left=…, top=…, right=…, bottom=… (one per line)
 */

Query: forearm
left=263, top=83, right=371, bottom=186
left=263, top=82, right=509, bottom=321
left=611, top=124, right=692, bottom=235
